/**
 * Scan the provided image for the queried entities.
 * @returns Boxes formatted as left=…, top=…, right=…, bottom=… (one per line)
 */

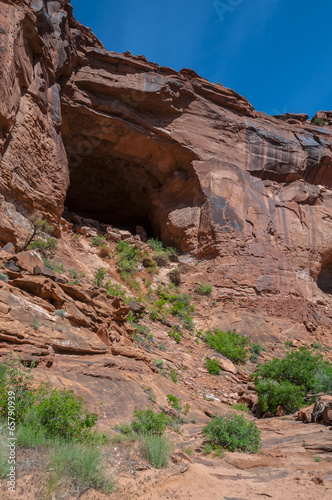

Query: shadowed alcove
left=317, top=259, right=332, bottom=295
left=60, top=85, right=205, bottom=252
left=64, top=150, right=159, bottom=236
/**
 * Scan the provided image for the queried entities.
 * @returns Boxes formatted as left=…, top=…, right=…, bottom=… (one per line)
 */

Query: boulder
left=2, top=243, right=15, bottom=255
left=12, top=251, right=44, bottom=274
left=119, top=230, right=132, bottom=240
left=298, top=409, right=313, bottom=423
left=323, top=405, right=332, bottom=424
left=4, top=261, right=20, bottom=273
left=107, top=227, right=122, bottom=242
left=220, top=358, right=237, bottom=375
left=238, top=392, right=258, bottom=408
left=136, top=226, right=147, bottom=242
left=129, top=300, right=145, bottom=315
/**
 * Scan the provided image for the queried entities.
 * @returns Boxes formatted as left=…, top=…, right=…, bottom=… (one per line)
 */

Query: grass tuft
left=141, top=434, right=173, bottom=468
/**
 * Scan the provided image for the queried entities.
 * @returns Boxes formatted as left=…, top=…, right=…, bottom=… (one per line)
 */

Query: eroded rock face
left=0, top=0, right=332, bottom=311
left=0, top=0, right=101, bottom=247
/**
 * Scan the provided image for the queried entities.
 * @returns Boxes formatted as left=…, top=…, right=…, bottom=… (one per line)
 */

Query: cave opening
left=60, top=100, right=204, bottom=253
left=317, top=261, right=332, bottom=295
left=64, top=150, right=160, bottom=238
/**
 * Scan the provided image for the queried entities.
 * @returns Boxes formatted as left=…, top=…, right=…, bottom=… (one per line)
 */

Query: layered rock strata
left=0, top=0, right=331, bottom=328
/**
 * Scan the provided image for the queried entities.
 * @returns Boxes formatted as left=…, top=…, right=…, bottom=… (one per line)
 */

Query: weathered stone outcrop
left=0, top=0, right=332, bottom=329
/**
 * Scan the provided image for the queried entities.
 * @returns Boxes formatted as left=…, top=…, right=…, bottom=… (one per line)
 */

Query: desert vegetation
left=203, top=329, right=250, bottom=364
left=202, top=414, right=261, bottom=454
left=0, top=357, right=113, bottom=495
left=195, top=283, right=213, bottom=296
left=254, top=347, right=332, bottom=414
left=312, top=117, right=326, bottom=126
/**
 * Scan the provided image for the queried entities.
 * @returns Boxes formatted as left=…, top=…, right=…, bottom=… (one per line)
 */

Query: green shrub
left=151, top=288, right=195, bottom=330
left=251, top=343, right=266, bottom=355
left=27, top=237, right=58, bottom=255
left=50, top=441, right=113, bottom=493
left=167, top=394, right=181, bottom=410
left=311, top=366, right=332, bottom=395
left=94, top=267, right=106, bottom=287
left=0, top=358, right=35, bottom=422
left=135, top=324, right=150, bottom=337
left=250, top=353, right=259, bottom=364
left=141, top=434, right=172, bottom=468
left=32, top=385, right=98, bottom=441
left=133, top=331, right=154, bottom=351
left=147, top=238, right=177, bottom=267
left=115, top=422, right=132, bottom=436
left=254, top=347, right=332, bottom=392
left=159, top=343, right=168, bottom=352
left=195, top=283, right=213, bottom=296
left=170, top=368, right=179, bottom=383
left=43, top=259, right=64, bottom=274
left=69, top=268, right=79, bottom=279
left=33, top=219, right=54, bottom=235
left=31, top=319, right=41, bottom=330
left=54, top=262, right=64, bottom=274
left=168, top=328, right=182, bottom=344
left=91, top=235, right=107, bottom=247
left=106, top=282, right=127, bottom=299
left=0, top=433, right=10, bottom=478
left=147, top=238, right=164, bottom=253
left=144, top=387, right=157, bottom=403
left=254, top=348, right=332, bottom=414
left=0, top=272, right=8, bottom=283
left=115, top=241, right=141, bottom=279
left=183, top=403, right=190, bottom=415
left=202, top=414, right=261, bottom=453
left=131, top=408, right=169, bottom=435
left=0, top=358, right=100, bottom=449
left=255, top=379, right=305, bottom=414
left=312, top=117, right=326, bottom=126
left=203, top=443, right=213, bottom=455
left=55, top=309, right=66, bottom=318
left=312, top=341, right=323, bottom=351
left=204, top=329, right=249, bottom=364
left=168, top=293, right=194, bottom=331
left=284, top=340, right=293, bottom=348
left=16, top=419, right=50, bottom=448
left=231, top=403, right=249, bottom=412
left=150, top=310, right=159, bottom=321
left=154, top=359, right=165, bottom=369
left=205, top=358, right=222, bottom=375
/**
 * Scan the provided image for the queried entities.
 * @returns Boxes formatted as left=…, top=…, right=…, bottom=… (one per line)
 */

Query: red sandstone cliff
left=0, top=0, right=331, bottom=331
left=0, top=5, right=332, bottom=497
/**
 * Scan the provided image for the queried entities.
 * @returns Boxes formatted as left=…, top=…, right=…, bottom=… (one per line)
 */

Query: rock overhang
left=0, top=0, right=331, bottom=298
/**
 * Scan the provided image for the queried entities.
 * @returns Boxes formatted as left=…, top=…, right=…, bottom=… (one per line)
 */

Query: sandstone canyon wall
left=0, top=0, right=331, bottom=330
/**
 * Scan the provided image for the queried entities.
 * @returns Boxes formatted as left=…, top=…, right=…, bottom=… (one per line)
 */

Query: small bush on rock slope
left=0, top=357, right=112, bottom=494
left=117, top=408, right=173, bottom=469
left=202, top=414, right=261, bottom=453
left=203, top=329, right=249, bottom=364
left=254, top=347, right=332, bottom=414
left=195, top=283, right=213, bottom=296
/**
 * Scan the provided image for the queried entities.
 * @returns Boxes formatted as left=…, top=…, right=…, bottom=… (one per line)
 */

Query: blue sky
left=71, top=0, right=332, bottom=117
